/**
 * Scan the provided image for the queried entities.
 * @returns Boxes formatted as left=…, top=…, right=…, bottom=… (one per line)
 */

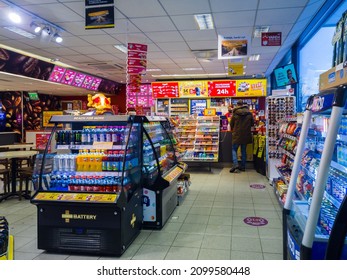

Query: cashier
left=225, top=105, right=233, bottom=119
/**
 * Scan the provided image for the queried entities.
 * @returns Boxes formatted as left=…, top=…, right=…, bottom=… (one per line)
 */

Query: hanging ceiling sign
left=208, top=80, right=236, bottom=97
left=179, top=80, right=208, bottom=97
left=85, top=0, right=114, bottom=6
left=228, top=61, right=244, bottom=76
left=261, top=32, right=282, bottom=46
left=152, top=82, right=179, bottom=98
left=218, top=35, right=248, bottom=60
left=85, top=5, right=115, bottom=29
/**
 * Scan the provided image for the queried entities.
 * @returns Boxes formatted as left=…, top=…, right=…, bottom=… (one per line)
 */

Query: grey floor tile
left=14, top=251, right=41, bottom=260
left=208, top=215, right=232, bottom=226
left=232, top=226, right=259, bottom=238
left=210, top=207, right=233, bottom=216
left=189, top=207, right=212, bottom=215
left=184, top=214, right=209, bottom=224
left=212, top=201, right=233, bottom=208
left=230, top=250, right=264, bottom=260
left=98, top=244, right=141, bottom=260
left=33, top=252, right=69, bottom=260
left=132, top=230, right=151, bottom=244
left=205, top=224, right=232, bottom=236
left=180, top=223, right=207, bottom=234
left=144, top=231, right=178, bottom=246
left=201, top=234, right=231, bottom=250
left=233, top=203, right=254, bottom=209
left=233, top=208, right=255, bottom=217
left=161, top=222, right=183, bottom=232
left=198, top=248, right=231, bottom=260
left=258, top=227, right=282, bottom=239
left=231, top=237, right=262, bottom=252
left=15, top=239, right=43, bottom=254
left=263, top=253, right=283, bottom=260
left=255, top=209, right=280, bottom=219
left=261, top=238, right=283, bottom=254
left=14, top=236, right=35, bottom=250
left=165, top=246, right=200, bottom=260
left=66, top=255, right=100, bottom=260
left=192, top=200, right=214, bottom=208
left=173, top=205, right=191, bottom=214
left=132, top=244, right=170, bottom=260
left=169, top=213, right=187, bottom=223
left=172, top=233, right=204, bottom=248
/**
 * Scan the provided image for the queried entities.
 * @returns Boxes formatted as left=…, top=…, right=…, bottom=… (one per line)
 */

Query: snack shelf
left=282, top=133, right=297, bottom=141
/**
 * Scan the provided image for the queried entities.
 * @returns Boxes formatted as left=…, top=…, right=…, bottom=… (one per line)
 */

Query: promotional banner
left=208, top=80, right=236, bottom=97
left=235, top=79, right=267, bottom=97
left=152, top=82, right=179, bottom=98
left=261, top=32, right=282, bottom=46
left=218, top=35, right=248, bottom=59
left=228, top=61, right=244, bottom=76
left=179, top=80, right=208, bottom=97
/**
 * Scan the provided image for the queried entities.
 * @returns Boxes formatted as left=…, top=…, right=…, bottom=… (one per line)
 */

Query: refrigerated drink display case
left=30, top=115, right=143, bottom=256
left=142, top=116, right=185, bottom=229
left=283, top=88, right=347, bottom=260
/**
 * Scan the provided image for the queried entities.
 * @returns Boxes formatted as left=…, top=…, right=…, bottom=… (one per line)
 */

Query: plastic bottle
left=99, top=126, right=106, bottom=142
left=106, top=126, right=112, bottom=142
left=112, top=126, right=118, bottom=144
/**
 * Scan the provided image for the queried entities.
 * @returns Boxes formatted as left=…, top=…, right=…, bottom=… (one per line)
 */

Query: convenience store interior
left=1, top=0, right=347, bottom=261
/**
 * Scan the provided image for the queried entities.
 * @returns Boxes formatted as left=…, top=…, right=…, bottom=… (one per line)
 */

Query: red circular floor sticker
left=250, top=183, right=265, bottom=189
left=243, top=217, right=268, bottom=226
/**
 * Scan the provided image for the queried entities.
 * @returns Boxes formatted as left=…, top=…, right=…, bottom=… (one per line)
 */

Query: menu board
left=152, top=82, right=179, bottom=98
left=90, top=77, right=102, bottom=91
left=81, top=75, right=94, bottom=89
left=71, top=72, right=86, bottom=87
left=179, top=80, right=208, bottom=97
left=61, top=69, right=77, bottom=85
left=208, top=80, right=236, bottom=97
left=49, top=66, right=66, bottom=82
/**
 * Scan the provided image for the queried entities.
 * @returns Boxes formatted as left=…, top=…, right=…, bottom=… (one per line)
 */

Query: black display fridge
left=30, top=115, right=143, bottom=256
left=142, top=116, right=184, bottom=229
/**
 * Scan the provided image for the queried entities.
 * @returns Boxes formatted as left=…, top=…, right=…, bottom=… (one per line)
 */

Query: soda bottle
left=112, top=126, right=118, bottom=144
left=106, top=126, right=112, bottom=142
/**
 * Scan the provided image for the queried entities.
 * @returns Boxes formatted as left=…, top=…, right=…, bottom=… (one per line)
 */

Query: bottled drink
left=75, top=130, right=82, bottom=145
left=106, top=127, right=112, bottom=142
left=112, top=126, right=118, bottom=144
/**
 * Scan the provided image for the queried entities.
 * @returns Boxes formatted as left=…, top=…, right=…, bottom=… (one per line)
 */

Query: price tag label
left=92, top=142, right=113, bottom=149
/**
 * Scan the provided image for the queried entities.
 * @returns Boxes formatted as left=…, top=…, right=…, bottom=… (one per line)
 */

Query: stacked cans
left=0, top=216, right=9, bottom=257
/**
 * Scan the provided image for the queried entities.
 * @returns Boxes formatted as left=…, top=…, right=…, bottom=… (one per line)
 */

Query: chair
left=0, top=149, right=10, bottom=195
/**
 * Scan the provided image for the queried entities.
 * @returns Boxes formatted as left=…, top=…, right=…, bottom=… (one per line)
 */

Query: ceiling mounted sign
left=85, top=0, right=114, bottom=6
left=228, top=61, right=244, bottom=76
left=218, top=35, right=248, bottom=60
left=261, top=32, right=282, bottom=46
left=85, top=5, right=115, bottom=29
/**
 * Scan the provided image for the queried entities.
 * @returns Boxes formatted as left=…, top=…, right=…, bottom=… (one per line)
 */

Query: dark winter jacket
left=230, top=105, right=254, bottom=144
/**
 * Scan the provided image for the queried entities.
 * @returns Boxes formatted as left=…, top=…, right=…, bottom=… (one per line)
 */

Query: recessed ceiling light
left=253, top=26, right=270, bottom=38
left=248, top=54, right=260, bottom=61
left=3, top=26, right=36, bottom=39
left=53, top=33, right=63, bottom=43
left=8, top=12, right=21, bottom=23
left=146, top=68, right=161, bottom=72
left=183, top=67, right=203, bottom=71
left=194, top=14, right=214, bottom=30
left=114, top=44, right=127, bottom=53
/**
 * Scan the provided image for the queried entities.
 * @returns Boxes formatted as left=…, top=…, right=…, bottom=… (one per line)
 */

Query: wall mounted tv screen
left=274, top=63, right=298, bottom=87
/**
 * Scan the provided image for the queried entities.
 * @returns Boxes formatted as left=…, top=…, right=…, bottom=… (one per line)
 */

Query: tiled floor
left=0, top=167, right=283, bottom=260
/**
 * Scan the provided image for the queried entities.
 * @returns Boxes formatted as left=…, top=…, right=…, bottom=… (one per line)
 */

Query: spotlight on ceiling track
left=53, top=33, right=63, bottom=43
left=30, top=22, right=43, bottom=33
left=8, top=11, right=21, bottom=23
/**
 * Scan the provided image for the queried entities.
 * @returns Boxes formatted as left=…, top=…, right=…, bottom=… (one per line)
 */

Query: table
left=0, top=150, right=38, bottom=202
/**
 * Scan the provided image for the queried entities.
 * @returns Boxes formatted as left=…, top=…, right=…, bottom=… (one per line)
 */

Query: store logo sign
left=328, top=72, right=336, bottom=83
left=62, top=210, right=97, bottom=223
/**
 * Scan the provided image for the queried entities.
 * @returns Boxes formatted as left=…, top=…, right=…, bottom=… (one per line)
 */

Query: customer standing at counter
left=229, top=100, right=254, bottom=173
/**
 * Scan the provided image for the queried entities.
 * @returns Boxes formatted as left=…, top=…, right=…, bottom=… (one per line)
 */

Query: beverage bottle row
left=338, top=117, right=347, bottom=135
left=50, top=174, right=131, bottom=193
left=336, top=143, right=347, bottom=168
left=55, top=126, right=131, bottom=145
left=0, top=216, right=9, bottom=257
left=53, top=154, right=77, bottom=172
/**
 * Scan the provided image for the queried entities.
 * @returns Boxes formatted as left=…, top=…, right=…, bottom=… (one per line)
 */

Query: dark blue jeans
left=232, top=144, right=247, bottom=168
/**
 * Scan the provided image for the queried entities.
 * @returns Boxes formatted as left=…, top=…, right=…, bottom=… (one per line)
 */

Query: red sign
left=127, top=67, right=146, bottom=74
left=243, top=217, right=268, bottom=226
left=152, top=82, right=179, bottom=98
left=261, top=32, right=282, bottom=46
left=127, top=58, right=147, bottom=68
left=36, top=134, right=51, bottom=152
left=208, top=80, right=236, bottom=97
left=128, top=51, right=147, bottom=60
left=128, top=43, right=148, bottom=52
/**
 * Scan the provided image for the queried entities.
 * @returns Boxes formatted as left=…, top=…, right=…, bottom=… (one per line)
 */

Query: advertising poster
left=81, top=75, right=94, bottom=89
left=208, top=80, right=236, bottom=97
left=42, top=111, right=63, bottom=127
left=48, top=66, right=66, bottom=83
left=218, top=35, right=248, bottom=59
left=71, top=72, right=86, bottom=87
left=152, top=82, right=179, bottom=98
left=274, top=64, right=298, bottom=87
left=36, top=133, right=51, bottom=152
left=235, top=79, right=267, bottom=97
left=228, top=61, right=244, bottom=76
left=261, top=32, right=282, bottom=46
left=85, top=6, right=115, bottom=29
left=61, top=69, right=77, bottom=85
left=85, top=0, right=114, bottom=6
left=179, top=80, right=208, bottom=97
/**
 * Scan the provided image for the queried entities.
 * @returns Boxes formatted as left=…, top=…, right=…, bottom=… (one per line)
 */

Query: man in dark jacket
left=229, top=100, right=254, bottom=172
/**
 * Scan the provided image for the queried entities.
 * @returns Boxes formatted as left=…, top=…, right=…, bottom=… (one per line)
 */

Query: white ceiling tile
left=187, top=40, right=217, bottom=50
left=256, top=8, right=304, bottom=25
left=173, top=58, right=200, bottom=64
left=146, top=31, right=184, bottom=43
left=41, top=47, right=80, bottom=56
left=68, top=46, right=105, bottom=55
left=210, top=0, right=258, bottom=12
left=86, top=54, right=120, bottom=61
left=159, top=0, right=211, bottom=15
left=116, top=0, right=166, bottom=17
left=181, top=30, right=218, bottom=41
left=0, top=39, right=38, bottom=50
left=60, top=1, right=85, bottom=17
left=259, top=0, right=309, bottom=9
left=214, top=11, right=257, bottom=28
left=166, top=50, right=196, bottom=58
left=217, top=27, right=254, bottom=37
left=103, top=19, right=141, bottom=35
left=61, top=55, right=97, bottom=63
left=147, top=51, right=170, bottom=59
left=170, top=15, right=199, bottom=30
left=130, top=17, right=176, bottom=32
left=59, top=36, right=92, bottom=47
left=250, top=46, right=281, bottom=54
left=58, top=21, right=106, bottom=36
left=157, top=41, right=190, bottom=51
left=78, top=34, right=121, bottom=45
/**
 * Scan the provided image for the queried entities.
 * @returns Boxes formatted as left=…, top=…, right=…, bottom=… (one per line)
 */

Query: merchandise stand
left=142, top=116, right=184, bottom=229
left=31, top=115, right=143, bottom=256
left=283, top=87, right=347, bottom=260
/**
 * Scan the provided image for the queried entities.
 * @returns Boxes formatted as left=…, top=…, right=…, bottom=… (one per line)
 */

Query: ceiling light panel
left=194, top=14, right=214, bottom=30
left=3, top=26, right=36, bottom=39
left=248, top=54, right=260, bottom=61
left=113, top=44, right=127, bottom=53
